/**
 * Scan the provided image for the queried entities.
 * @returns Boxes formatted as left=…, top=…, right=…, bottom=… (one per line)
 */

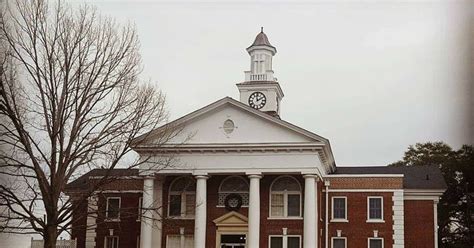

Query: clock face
left=248, top=92, right=266, bottom=110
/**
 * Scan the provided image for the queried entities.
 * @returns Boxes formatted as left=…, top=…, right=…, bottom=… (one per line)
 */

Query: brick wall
left=404, top=200, right=434, bottom=248
left=71, top=198, right=87, bottom=248
left=324, top=192, right=394, bottom=248
left=328, top=177, right=403, bottom=189
left=72, top=192, right=142, bottom=248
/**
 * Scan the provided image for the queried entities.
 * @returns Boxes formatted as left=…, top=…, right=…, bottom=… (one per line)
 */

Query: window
left=270, top=176, right=302, bottom=218
left=105, top=236, right=119, bottom=248
left=106, top=197, right=120, bottom=220
left=169, top=177, right=196, bottom=218
left=332, top=197, right=347, bottom=220
left=332, top=237, right=347, bottom=248
left=218, top=176, right=249, bottom=206
left=166, top=235, right=194, bottom=248
left=367, top=197, right=383, bottom=221
left=368, top=238, right=383, bottom=248
left=269, top=236, right=301, bottom=248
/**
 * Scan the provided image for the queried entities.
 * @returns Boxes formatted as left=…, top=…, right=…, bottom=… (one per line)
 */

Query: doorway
left=220, top=234, right=246, bottom=248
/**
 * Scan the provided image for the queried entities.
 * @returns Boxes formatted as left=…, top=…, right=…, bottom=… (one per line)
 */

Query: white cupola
left=237, top=28, right=284, bottom=118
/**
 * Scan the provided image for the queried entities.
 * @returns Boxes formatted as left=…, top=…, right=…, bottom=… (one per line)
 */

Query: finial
left=261, top=27, right=264, bottom=33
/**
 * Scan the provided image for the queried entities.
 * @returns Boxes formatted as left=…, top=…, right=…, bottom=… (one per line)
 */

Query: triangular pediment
left=213, top=211, right=248, bottom=227
left=132, top=97, right=329, bottom=146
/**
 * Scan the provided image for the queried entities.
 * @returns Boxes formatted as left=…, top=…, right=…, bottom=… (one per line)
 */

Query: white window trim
left=168, top=177, right=196, bottom=219
left=105, top=197, right=121, bottom=221
left=367, top=196, right=384, bottom=223
left=331, top=237, right=347, bottom=248
left=268, top=235, right=302, bottom=248
left=217, top=176, right=250, bottom=207
left=269, top=176, right=302, bottom=218
left=331, top=196, right=348, bottom=222
left=104, top=236, right=119, bottom=248
left=166, top=234, right=194, bottom=248
left=368, top=237, right=384, bottom=248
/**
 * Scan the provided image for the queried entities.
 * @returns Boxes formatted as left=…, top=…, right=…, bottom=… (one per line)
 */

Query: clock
left=224, top=194, right=243, bottom=211
left=248, top=92, right=266, bottom=109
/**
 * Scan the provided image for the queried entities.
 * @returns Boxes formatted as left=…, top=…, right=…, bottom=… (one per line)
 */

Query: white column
left=303, top=174, right=317, bottom=248
left=140, top=177, right=154, bottom=248
left=194, top=175, right=208, bottom=248
left=152, top=176, right=164, bottom=248
left=434, top=200, right=439, bottom=248
left=248, top=174, right=262, bottom=248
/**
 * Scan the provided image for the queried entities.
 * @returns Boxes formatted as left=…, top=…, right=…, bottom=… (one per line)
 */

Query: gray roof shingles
left=334, top=165, right=447, bottom=190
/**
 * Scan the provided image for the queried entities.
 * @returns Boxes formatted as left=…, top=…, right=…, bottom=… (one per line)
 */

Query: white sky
left=1, top=0, right=472, bottom=247
left=86, top=0, right=472, bottom=166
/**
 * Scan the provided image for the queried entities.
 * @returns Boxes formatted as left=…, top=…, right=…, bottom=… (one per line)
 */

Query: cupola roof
left=248, top=27, right=275, bottom=49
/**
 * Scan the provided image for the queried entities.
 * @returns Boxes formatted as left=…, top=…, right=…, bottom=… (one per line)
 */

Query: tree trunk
left=43, top=225, right=58, bottom=248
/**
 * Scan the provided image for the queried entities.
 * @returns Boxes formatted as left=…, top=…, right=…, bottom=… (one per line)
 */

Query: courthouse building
left=67, top=29, right=447, bottom=248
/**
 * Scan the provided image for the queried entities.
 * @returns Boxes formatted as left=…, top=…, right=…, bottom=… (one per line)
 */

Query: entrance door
left=220, top=234, right=246, bottom=248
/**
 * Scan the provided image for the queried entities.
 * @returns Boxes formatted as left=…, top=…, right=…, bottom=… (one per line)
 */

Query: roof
left=131, top=96, right=336, bottom=172
left=248, top=28, right=275, bottom=49
left=66, top=168, right=139, bottom=192
left=334, top=165, right=447, bottom=190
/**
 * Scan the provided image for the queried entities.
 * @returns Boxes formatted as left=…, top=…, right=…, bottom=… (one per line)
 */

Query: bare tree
left=0, top=1, right=177, bottom=247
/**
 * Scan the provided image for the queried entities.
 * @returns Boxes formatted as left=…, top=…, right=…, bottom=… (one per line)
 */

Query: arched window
left=270, top=176, right=302, bottom=217
left=168, top=177, right=195, bottom=218
left=218, top=176, right=249, bottom=206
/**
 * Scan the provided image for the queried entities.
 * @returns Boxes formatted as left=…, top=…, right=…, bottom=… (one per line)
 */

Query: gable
left=213, top=211, right=248, bottom=226
left=134, top=97, right=327, bottom=146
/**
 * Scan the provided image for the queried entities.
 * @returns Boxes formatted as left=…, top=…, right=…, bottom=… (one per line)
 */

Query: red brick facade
left=404, top=200, right=435, bottom=248
left=324, top=192, right=394, bottom=248
left=70, top=175, right=440, bottom=248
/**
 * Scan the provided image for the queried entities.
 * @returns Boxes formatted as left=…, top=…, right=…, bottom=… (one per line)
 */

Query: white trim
left=269, top=235, right=302, bottom=248
left=105, top=197, right=121, bottom=221
left=331, top=237, right=347, bottom=248
left=367, top=196, right=384, bottom=222
left=404, top=189, right=444, bottom=201
left=267, top=217, right=304, bottom=220
left=325, top=174, right=404, bottom=178
left=368, top=237, right=384, bottom=248
left=392, top=191, right=405, bottom=247
left=331, top=196, right=348, bottom=222
left=269, top=176, right=302, bottom=218
left=326, top=189, right=403, bottom=193
left=434, top=202, right=438, bottom=248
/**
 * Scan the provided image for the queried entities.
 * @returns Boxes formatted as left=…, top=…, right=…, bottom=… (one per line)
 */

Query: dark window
left=333, top=197, right=346, bottom=219
left=270, top=237, right=283, bottom=248
left=288, top=237, right=300, bottom=248
left=105, top=236, right=118, bottom=248
left=287, top=194, right=301, bottom=216
left=106, top=198, right=120, bottom=219
left=333, top=238, right=346, bottom=248
left=270, top=236, right=300, bottom=248
left=369, top=238, right=383, bottom=248
left=169, top=195, right=182, bottom=216
left=369, top=197, right=382, bottom=219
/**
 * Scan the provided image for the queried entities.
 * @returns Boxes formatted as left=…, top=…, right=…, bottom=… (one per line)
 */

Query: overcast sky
left=86, top=0, right=472, bottom=166
left=1, top=0, right=472, bottom=246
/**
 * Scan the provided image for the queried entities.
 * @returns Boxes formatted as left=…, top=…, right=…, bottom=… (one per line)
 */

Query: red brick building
left=66, top=30, right=446, bottom=248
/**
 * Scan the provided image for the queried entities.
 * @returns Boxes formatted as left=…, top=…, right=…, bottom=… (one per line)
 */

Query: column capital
left=248, top=174, right=263, bottom=179
left=302, top=174, right=318, bottom=179
left=195, top=175, right=209, bottom=180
